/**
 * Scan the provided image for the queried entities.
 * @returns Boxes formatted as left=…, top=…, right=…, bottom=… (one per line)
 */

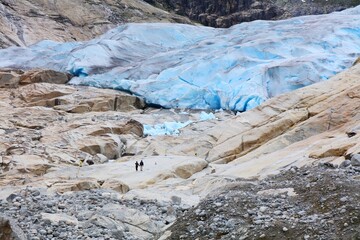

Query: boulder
left=19, top=69, right=72, bottom=85
left=340, top=160, right=351, bottom=168
left=93, top=154, right=108, bottom=164
left=171, top=195, right=182, bottom=205
left=114, top=95, right=146, bottom=111
left=351, top=154, right=360, bottom=166
left=0, top=70, right=21, bottom=88
left=102, top=203, right=160, bottom=234
left=0, top=69, right=71, bottom=88
left=41, top=213, right=79, bottom=226
left=173, top=158, right=208, bottom=179
left=101, top=179, right=130, bottom=193
left=49, top=179, right=101, bottom=193
left=0, top=214, right=27, bottom=240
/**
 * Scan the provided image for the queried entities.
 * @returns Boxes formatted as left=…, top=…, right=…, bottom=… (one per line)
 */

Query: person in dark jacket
left=135, top=161, right=139, bottom=171
left=139, top=160, right=144, bottom=171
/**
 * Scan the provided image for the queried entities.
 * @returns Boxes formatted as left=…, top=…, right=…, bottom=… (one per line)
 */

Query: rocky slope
left=167, top=165, right=360, bottom=239
left=0, top=0, right=191, bottom=48
left=146, top=0, right=360, bottom=27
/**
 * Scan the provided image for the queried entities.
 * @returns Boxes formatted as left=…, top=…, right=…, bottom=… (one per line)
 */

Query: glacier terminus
left=0, top=6, right=359, bottom=111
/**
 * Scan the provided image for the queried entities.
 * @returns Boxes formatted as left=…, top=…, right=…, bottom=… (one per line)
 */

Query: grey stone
left=340, top=196, right=348, bottom=202
left=297, top=210, right=306, bottom=216
left=273, top=210, right=282, bottom=216
left=351, top=154, right=360, bottom=166
left=31, top=190, right=41, bottom=197
left=59, top=232, right=68, bottom=238
left=58, top=203, right=66, bottom=209
left=171, top=196, right=182, bottom=205
left=259, top=206, right=267, bottom=213
left=6, top=194, right=18, bottom=203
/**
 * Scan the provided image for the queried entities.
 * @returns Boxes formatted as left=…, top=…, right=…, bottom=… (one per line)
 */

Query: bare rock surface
left=0, top=63, right=360, bottom=239
left=138, top=60, right=360, bottom=180
left=0, top=68, right=71, bottom=88
left=19, top=69, right=72, bottom=85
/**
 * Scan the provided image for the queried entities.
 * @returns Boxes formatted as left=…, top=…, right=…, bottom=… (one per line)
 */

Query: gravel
left=167, top=164, right=360, bottom=239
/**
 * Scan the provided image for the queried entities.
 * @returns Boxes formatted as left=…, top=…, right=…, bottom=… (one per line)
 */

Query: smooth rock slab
left=101, top=203, right=161, bottom=234
left=257, top=188, right=297, bottom=197
left=49, top=179, right=100, bottom=193
left=41, top=213, right=79, bottom=226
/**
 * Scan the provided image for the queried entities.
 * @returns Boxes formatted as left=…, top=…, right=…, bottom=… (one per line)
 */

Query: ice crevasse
left=0, top=6, right=360, bottom=111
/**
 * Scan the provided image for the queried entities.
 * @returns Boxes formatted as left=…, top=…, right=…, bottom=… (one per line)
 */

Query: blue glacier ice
left=199, top=112, right=216, bottom=121
left=143, top=111, right=216, bottom=136
left=0, top=7, right=360, bottom=111
left=144, top=120, right=193, bottom=136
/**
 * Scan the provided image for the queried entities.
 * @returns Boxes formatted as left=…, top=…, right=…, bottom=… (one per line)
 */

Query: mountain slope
left=146, top=0, right=360, bottom=27
left=0, top=0, right=192, bottom=48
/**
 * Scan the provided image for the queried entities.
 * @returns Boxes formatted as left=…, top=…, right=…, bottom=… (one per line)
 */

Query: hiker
left=140, top=160, right=144, bottom=171
left=135, top=161, right=139, bottom=171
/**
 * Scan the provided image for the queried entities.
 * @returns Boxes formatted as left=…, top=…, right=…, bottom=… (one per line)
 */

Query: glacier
left=0, top=7, right=360, bottom=111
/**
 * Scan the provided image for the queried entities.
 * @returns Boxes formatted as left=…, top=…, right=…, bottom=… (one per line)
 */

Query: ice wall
left=0, top=7, right=359, bottom=111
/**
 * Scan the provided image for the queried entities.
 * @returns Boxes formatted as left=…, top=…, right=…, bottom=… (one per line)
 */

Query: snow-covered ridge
left=0, top=7, right=360, bottom=111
